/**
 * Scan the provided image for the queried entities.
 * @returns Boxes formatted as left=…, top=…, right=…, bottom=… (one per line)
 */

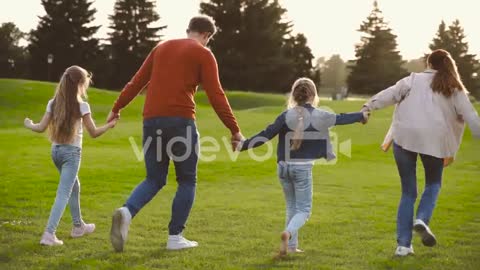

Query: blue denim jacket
left=240, top=104, right=364, bottom=162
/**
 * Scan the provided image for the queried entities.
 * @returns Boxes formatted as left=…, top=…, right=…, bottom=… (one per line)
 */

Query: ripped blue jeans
left=277, top=161, right=313, bottom=249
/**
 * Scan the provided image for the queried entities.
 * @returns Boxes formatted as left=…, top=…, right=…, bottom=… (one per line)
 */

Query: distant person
left=362, top=49, right=480, bottom=257
left=24, top=66, right=117, bottom=246
left=237, top=78, right=368, bottom=256
left=107, top=16, right=243, bottom=252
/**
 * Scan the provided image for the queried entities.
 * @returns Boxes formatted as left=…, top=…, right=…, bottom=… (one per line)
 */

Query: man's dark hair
left=187, top=16, right=217, bottom=36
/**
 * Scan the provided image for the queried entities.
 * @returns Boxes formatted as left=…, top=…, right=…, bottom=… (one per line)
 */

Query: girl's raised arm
left=83, top=113, right=117, bottom=138
left=239, top=113, right=286, bottom=151
left=24, top=112, right=51, bottom=133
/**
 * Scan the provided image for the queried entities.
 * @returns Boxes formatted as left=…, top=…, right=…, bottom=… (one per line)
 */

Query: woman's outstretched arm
left=453, top=90, right=480, bottom=138
left=363, top=74, right=413, bottom=111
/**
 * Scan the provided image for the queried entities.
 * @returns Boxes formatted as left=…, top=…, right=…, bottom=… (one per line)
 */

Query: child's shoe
left=40, top=231, right=63, bottom=246
left=71, top=223, right=95, bottom=238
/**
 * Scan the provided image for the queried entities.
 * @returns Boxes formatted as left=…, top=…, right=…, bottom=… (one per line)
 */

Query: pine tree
left=28, top=0, right=99, bottom=81
left=108, top=0, right=166, bottom=89
left=284, top=33, right=315, bottom=81
left=429, top=20, right=480, bottom=99
left=322, top=55, right=348, bottom=92
left=201, top=0, right=314, bottom=92
left=347, top=1, right=407, bottom=94
left=0, top=22, right=28, bottom=78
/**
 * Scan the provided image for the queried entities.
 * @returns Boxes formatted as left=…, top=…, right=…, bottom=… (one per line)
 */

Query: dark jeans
left=125, top=117, right=199, bottom=235
left=393, top=142, right=443, bottom=247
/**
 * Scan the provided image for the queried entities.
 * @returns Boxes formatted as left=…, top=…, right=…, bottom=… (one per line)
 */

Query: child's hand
left=231, top=132, right=245, bottom=151
left=107, top=118, right=118, bottom=128
left=232, top=139, right=244, bottom=152
left=361, top=111, right=370, bottom=125
left=24, top=118, right=33, bottom=129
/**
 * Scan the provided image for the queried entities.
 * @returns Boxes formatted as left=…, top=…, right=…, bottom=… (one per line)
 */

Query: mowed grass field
left=0, top=79, right=479, bottom=270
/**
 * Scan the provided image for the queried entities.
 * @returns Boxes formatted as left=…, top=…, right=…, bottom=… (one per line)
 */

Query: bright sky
left=1, top=0, right=479, bottom=60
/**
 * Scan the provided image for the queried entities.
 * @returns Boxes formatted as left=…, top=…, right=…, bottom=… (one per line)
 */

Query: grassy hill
left=0, top=79, right=479, bottom=270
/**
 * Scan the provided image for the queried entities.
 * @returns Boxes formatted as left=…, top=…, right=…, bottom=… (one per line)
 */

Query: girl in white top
left=24, top=66, right=118, bottom=246
left=363, top=49, right=480, bottom=257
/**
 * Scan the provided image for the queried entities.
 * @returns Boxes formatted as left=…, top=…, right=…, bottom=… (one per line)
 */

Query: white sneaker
left=413, top=219, right=437, bottom=247
left=166, top=234, right=198, bottom=250
left=71, top=223, right=95, bottom=238
left=40, top=231, right=64, bottom=246
left=110, top=207, right=132, bottom=252
left=395, top=245, right=414, bottom=257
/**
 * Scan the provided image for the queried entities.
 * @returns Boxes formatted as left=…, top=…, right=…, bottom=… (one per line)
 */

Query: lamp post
left=47, top=54, right=54, bottom=81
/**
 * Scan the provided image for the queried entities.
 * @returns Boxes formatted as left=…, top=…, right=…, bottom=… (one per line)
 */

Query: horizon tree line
left=0, top=0, right=478, bottom=98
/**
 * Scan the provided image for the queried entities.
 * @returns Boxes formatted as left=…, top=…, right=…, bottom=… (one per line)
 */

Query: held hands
left=107, top=111, right=120, bottom=123
left=231, top=132, right=245, bottom=151
left=360, top=106, right=371, bottom=125
left=107, top=118, right=118, bottom=129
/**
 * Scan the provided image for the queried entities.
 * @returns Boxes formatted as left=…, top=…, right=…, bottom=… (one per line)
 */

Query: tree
left=0, top=22, right=28, bottom=78
left=201, top=0, right=314, bottom=93
left=108, top=0, right=166, bottom=89
left=28, top=0, right=100, bottom=81
left=429, top=20, right=480, bottom=99
left=284, top=33, right=315, bottom=81
left=347, top=1, right=407, bottom=95
left=403, top=58, right=426, bottom=73
left=321, top=55, right=348, bottom=92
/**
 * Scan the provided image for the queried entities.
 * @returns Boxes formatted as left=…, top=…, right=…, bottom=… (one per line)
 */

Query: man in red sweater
left=108, top=16, right=243, bottom=252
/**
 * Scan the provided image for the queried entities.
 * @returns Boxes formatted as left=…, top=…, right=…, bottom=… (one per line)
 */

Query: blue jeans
left=393, top=142, right=443, bottom=247
left=125, top=117, right=199, bottom=235
left=277, top=162, right=313, bottom=249
left=46, top=145, right=83, bottom=233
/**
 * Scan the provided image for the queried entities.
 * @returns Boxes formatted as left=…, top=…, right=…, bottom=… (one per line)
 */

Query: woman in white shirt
left=363, top=49, right=480, bottom=257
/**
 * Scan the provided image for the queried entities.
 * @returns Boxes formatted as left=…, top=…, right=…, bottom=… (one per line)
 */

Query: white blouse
left=365, top=69, right=480, bottom=158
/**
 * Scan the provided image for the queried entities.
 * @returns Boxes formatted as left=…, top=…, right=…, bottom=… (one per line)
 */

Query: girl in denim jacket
left=239, top=78, right=368, bottom=255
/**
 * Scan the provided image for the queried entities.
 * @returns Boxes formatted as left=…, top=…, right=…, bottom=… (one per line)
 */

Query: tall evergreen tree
left=108, top=0, right=166, bottom=89
left=28, top=0, right=99, bottom=81
left=429, top=20, right=480, bottom=99
left=347, top=1, right=407, bottom=94
left=0, top=22, right=28, bottom=78
left=284, top=33, right=315, bottom=81
left=201, top=0, right=314, bottom=92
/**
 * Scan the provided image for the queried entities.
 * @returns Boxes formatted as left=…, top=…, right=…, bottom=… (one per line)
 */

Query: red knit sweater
left=112, top=38, right=240, bottom=134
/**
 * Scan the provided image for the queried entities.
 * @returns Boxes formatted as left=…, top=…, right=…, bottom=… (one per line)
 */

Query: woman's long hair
left=48, top=66, right=90, bottom=144
left=427, top=49, right=466, bottom=97
left=288, top=78, right=319, bottom=151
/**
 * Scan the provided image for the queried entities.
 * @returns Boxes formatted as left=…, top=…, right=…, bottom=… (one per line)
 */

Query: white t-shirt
left=46, top=99, right=91, bottom=148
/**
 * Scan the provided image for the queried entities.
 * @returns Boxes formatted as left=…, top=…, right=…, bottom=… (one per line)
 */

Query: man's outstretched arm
left=108, top=48, right=156, bottom=122
left=200, top=50, right=242, bottom=138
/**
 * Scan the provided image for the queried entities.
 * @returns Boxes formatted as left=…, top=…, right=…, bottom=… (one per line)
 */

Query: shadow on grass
left=370, top=252, right=440, bottom=270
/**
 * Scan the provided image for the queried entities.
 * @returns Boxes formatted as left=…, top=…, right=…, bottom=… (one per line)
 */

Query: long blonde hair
left=427, top=49, right=466, bottom=97
left=48, top=66, right=91, bottom=144
left=288, top=78, right=319, bottom=151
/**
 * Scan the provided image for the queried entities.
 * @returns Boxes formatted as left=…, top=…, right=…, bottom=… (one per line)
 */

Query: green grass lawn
left=0, top=79, right=479, bottom=270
